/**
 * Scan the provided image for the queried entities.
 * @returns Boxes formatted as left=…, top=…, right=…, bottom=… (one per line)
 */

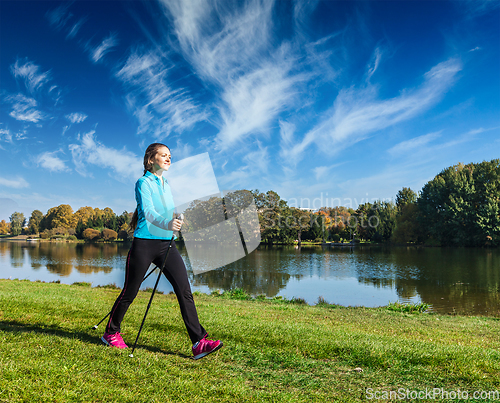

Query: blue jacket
left=133, top=171, right=175, bottom=240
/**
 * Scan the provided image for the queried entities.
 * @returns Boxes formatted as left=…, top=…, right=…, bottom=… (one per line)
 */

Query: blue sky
left=1, top=0, right=499, bottom=221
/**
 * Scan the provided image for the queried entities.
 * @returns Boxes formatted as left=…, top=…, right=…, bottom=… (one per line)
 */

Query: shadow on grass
left=0, top=320, right=191, bottom=359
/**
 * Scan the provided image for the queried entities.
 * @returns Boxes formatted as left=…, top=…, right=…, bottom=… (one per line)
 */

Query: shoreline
left=2, top=277, right=499, bottom=318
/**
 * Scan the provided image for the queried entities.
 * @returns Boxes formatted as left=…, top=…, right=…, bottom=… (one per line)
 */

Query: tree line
left=2, top=205, right=132, bottom=242
left=252, top=159, right=499, bottom=247
left=2, top=159, right=498, bottom=246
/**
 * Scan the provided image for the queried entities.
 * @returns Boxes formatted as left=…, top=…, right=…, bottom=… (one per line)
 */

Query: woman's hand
left=168, top=218, right=183, bottom=232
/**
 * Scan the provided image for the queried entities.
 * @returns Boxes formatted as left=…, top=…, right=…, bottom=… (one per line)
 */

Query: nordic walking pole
left=128, top=214, right=183, bottom=358
left=91, top=265, right=158, bottom=330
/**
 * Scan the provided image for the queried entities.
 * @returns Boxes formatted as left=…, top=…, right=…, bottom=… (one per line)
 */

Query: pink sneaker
left=192, top=337, right=223, bottom=360
left=101, top=332, right=128, bottom=349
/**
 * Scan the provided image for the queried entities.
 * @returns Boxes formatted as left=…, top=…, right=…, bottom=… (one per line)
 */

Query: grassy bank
left=0, top=279, right=499, bottom=402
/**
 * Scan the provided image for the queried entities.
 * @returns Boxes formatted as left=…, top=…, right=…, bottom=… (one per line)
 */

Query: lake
left=1, top=240, right=499, bottom=316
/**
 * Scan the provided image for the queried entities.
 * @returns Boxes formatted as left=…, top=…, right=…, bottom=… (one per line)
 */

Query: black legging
left=106, top=238, right=206, bottom=344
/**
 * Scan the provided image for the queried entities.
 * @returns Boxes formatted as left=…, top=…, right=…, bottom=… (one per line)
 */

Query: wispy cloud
left=115, top=49, right=208, bottom=138
left=0, top=129, right=13, bottom=143
left=219, top=140, right=270, bottom=189
left=0, top=176, right=29, bottom=189
left=89, top=33, right=118, bottom=63
left=67, top=17, right=86, bottom=39
left=11, top=59, right=51, bottom=94
left=216, top=57, right=303, bottom=148
left=366, top=47, right=382, bottom=83
left=459, top=0, right=500, bottom=17
left=36, top=151, right=68, bottom=172
left=45, top=3, right=73, bottom=31
left=69, top=131, right=142, bottom=179
left=160, top=0, right=307, bottom=149
left=283, top=58, right=463, bottom=163
left=5, top=93, right=46, bottom=123
left=388, top=131, right=442, bottom=157
left=65, top=113, right=88, bottom=124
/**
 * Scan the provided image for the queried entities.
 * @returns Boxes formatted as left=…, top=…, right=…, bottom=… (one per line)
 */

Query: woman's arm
left=136, top=178, right=172, bottom=231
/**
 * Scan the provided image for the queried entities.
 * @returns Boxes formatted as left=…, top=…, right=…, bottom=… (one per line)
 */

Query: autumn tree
left=101, top=207, right=118, bottom=231
left=328, top=206, right=353, bottom=241
left=40, top=204, right=76, bottom=230
left=0, top=220, right=10, bottom=235
left=83, top=228, right=101, bottom=241
left=101, top=228, right=118, bottom=241
left=73, top=206, right=95, bottom=226
left=27, top=210, right=44, bottom=235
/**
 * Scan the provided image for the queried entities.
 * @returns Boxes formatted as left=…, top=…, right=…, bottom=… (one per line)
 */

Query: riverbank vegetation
left=1, top=279, right=499, bottom=402
left=3, top=159, right=499, bottom=246
left=252, top=159, right=499, bottom=247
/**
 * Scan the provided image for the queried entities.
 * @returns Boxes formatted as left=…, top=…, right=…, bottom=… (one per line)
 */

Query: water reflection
left=0, top=241, right=499, bottom=316
left=0, top=241, right=127, bottom=277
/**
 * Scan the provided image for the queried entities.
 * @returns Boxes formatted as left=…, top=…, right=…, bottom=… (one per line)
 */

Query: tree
left=41, top=204, right=76, bottom=230
left=251, top=190, right=290, bottom=244
left=83, top=228, right=101, bottom=241
left=392, top=203, right=421, bottom=244
left=303, top=212, right=326, bottom=242
left=27, top=210, right=44, bottom=235
left=9, top=212, right=25, bottom=236
left=90, top=208, right=104, bottom=229
left=393, top=188, right=420, bottom=244
left=288, top=208, right=311, bottom=245
left=101, top=207, right=117, bottom=231
left=418, top=159, right=500, bottom=246
left=327, top=207, right=353, bottom=242
left=352, top=201, right=396, bottom=242
left=73, top=206, right=94, bottom=226
left=396, top=187, right=417, bottom=213
left=117, top=211, right=131, bottom=228
left=0, top=220, right=10, bottom=235
left=101, top=228, right=118, bottom=241
left=75, top=220, right=86, bottom=239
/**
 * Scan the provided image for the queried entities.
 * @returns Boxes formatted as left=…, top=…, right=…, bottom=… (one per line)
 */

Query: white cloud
left=388, top=131, right=442, bottom=157
left=36, top=151, right=68, bottom=172
left=45, top=3, right=72, bottom=31
left=459, top=0, right=500, bottom=16
left=167, top=153, right=221, bottom=207
left=65, top=113, right=88, bottom=124
left=10, top=59, right=51, bottom=94
left=160, top=0, right=307, bottom=149
left=279, top=120, right=296, bottom=154
left=116, top=49, right=208, bottom=138
left=15, top=130, right=28, bottom=140
left=69, top=131, right=142, bottom=179
left=216, top=59, right=302, bottom=148
left=90, top=33, right=118, bottom=63
left=313, top=166, right=329, bottom=181
left=6, top=93, right=46, bottom=123
left=218, top=141, right=270, bottom=190
left=67, top=18, right=86, bottom=39
left=366, top=47, right=382, bottom=83
left=284, top=58, right=462, bottom=163
left=171, top=139, right=194, bottom=161
left=0, top=129, right=13, bottom=143
left=0, top=176, right=29, bottom=189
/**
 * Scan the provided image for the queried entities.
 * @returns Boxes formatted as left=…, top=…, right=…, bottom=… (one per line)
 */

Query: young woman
left=102, top=143, right=222, bottom=360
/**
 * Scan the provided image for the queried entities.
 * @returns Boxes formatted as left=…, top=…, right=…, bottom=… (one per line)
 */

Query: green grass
left=0, top=279, right=499, bottom=402
left=386, top=301, right=430, bottom=314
